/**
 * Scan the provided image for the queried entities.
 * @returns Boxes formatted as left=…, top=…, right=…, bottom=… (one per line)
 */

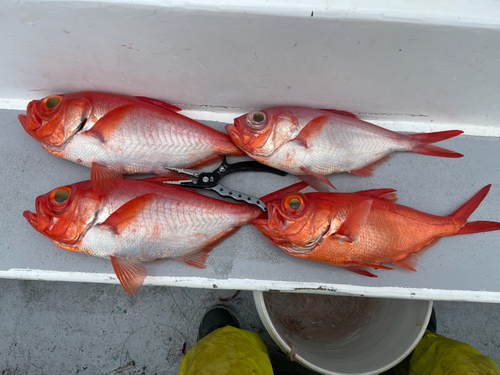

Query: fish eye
left=247, top=111, right=267, bottom=129
left=252, top=112, right=265, bottom=123
left=43, top=96, right=62, bottom=111
left=282, top=193, right=307, bottom=216
left=288, top=197, right=301, bottom=210
left=54, top=189, right=70, bottom=203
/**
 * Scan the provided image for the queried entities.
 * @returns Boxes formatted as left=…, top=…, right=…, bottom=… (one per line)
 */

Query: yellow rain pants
left=395, top=330, right=500, bottom=375
left=178, top=325, right=273, bottom=375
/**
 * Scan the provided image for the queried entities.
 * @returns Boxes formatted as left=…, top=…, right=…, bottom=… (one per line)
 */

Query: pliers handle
left=164, top=156, right=287, bottom=211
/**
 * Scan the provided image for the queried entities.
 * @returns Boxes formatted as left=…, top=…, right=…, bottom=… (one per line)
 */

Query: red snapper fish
left=19, top=91, right=244, bottom=177
left=253, top=184, right=500, bottom=277
left=226, top=107, right=463, bottom=190
left=23, top=176, right=263, bottom=296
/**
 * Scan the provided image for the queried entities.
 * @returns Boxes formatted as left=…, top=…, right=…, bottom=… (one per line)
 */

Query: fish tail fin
left=410, top=130, right=464, bottom=158
left=448, top=184, right=500, bottom=234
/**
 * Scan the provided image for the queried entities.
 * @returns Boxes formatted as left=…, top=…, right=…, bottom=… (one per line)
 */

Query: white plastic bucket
left=254, top=291, right=432, bottom=375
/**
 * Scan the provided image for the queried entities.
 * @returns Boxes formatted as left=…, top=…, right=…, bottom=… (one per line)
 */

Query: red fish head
left=254, top=192, right=335, bottom=250
left=226, top=107, right=301, bottom=158
left=18, top=93, right=92, bottom=150
left=23, top=181, right=100, bottom=249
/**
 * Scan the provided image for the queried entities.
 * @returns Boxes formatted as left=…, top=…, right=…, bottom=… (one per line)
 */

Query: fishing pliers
left=164, top=156, right=287, bottom=211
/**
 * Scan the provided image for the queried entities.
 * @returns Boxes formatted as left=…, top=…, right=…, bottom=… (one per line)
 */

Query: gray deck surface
left=1, top=108, right=499, bottom=300
left=0, top=279, right=499, bottom=374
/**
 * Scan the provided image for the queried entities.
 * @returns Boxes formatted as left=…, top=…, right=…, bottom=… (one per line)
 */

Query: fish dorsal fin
left=110, top=255, right=147, bottom=297
left=392, top=238, right=441, bottom=271
left=335, top=199, right=373, bottom=242
left=350, top=155, right=392, bottom=176
left=91, top=162, right=124, bottom=195
left=176, top=227, right=240, bottom=268
left=134, top=96, right=182, bottom=112
left=319, top=109, right=359, bottom=119
left=355, top=188, right=398, bottom=203
left=299, top=167, right=336, bottom=191
left=294, top=115, right=330, bottom=148
left=86, top=105, right=135, bottom=143
left=101, top=194, right=158, bottom=235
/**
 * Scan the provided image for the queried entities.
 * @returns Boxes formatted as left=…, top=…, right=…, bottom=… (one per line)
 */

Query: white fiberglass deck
left=1, top=108, right=499, bottom=302
left=1, top=0, right=500, bottom=302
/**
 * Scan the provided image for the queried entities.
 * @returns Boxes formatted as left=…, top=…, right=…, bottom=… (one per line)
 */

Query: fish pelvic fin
left=101, top=194, right=158, bottom=235
left=298, top=167, right=336, bottom=191
left=110, top=256, right=147, bottom=297
left=448, top=184, right=500, bottom=235
left=91, top=162, right=124, bottom=195
left=410, top=130, right=464, bottom=158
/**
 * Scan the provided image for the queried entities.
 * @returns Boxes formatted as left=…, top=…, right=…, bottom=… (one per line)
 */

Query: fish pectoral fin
left=294, top=115, right=330, bottom=148
left=110, top=256, right=147, bottom=297
left=344, top=267, right=378, bottom=277
left=350, top=155, right=392, bottom=176
left=101, top=194, right=158, bottom=235
left=355, top=188, right=398, bottom=203
left=86, top=104, right=135, bottom=142
left=176, top=227, right=240, bottom=269
left=91, top=162, right=124, bottom=195
left=334, top=199, right=373, bottom=242
left=299, top=167, right=336, bottom=191
left=134, top=96, right=182, bottom=112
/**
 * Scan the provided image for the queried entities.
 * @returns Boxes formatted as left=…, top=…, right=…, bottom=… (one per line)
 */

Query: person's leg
left=179, top=305, right=273, bottom=375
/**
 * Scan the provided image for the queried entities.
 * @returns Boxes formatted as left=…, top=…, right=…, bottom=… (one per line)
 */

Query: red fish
left=226, top=107, right=463, bottom=190
left=254, top=185, right=500, bottom=277
left=23, top=176, right=263, bottom=296
left=19, top=92, right=244, bottom=178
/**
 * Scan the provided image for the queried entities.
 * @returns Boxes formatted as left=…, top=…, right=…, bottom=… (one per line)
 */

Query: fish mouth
left=23, top=198, right=53, bottom=234
left=225, top=121, right=254, bottom=147
left=253, top=202, right=287, bottom=236
left=19, top=100, right=44, bottom=133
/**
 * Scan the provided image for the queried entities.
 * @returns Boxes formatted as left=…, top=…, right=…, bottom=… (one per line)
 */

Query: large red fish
left=19, top=91, right=244, bottom=176
left=23, top=176, right=263, bottom=296
left=254, top=185, right=500, bottom=277
left=226, top=107, right=463, bottom=190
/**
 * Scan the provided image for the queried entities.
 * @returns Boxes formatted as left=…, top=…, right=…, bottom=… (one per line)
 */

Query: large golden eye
left=282, top=193, right=307, bottom=216
left=247, top=111, right=267, bottom=129
left=54, top=189, right=70, bottom=203
left=49, top=187, right=72, bottom=211
left=42, top=96, right=62, bottom=111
